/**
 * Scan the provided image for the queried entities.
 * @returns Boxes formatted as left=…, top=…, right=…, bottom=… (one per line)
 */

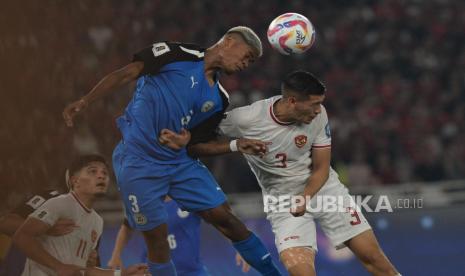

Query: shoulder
left=143, top=41, right=205, bottom=61
left=228, top=98, right=269, bottom=124
left=41, top=194, right=73, bottom=208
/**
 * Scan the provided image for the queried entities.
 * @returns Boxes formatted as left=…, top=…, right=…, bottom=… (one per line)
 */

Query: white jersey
left=21, top=192, right=103, bottom=276
left=220, top=96, right=337, bottom=196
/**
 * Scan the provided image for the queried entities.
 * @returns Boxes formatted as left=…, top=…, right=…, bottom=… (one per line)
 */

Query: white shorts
left=266, top=176, right=372, bottom=253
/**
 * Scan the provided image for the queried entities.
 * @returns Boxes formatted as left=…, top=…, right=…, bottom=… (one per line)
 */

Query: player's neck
left=203, top=47, right=220, bottom=86
left=274, top=99, right=296, bottom=123
left=71, top=191, right=95, bottom=210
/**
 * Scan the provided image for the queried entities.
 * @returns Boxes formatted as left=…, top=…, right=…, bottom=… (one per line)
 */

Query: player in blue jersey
left=63, top=26, right=282, bottom=276
left=108, top=198, right=209, bottom=275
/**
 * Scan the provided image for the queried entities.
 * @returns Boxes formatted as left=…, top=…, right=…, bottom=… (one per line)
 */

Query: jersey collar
left=269, top=97, right=295, bottom=126
left=71, top=192, right=92, bottom=213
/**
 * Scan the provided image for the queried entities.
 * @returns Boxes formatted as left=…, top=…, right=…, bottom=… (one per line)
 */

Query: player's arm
left=108, top=220, right=134, bottom=269
left=13, top=217, right=81, bottom=273
left=187, top=137, right=267, bottom=157
left=291, top=147, right=331, bottom=217
left=63, top=61, right=144, bottom=127
left=161, top=105, right=267, bottom=156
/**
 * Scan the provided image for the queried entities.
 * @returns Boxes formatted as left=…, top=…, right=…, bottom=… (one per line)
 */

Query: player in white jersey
left=162, top=71, right=400, bottom=276
left=13, top=154, right=147, bottom=276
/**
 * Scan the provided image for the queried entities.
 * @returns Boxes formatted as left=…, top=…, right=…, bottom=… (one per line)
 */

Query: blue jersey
left=126, top=200, right=208, bottom=275
left=117, top=42, right=229, bottom=164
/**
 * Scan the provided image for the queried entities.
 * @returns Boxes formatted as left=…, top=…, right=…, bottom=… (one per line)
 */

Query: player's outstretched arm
left=187, top=137, right=268, bottom=157
left=108, top=223, right=133, bottom=269
left=63, top=61, right=144, bottom=127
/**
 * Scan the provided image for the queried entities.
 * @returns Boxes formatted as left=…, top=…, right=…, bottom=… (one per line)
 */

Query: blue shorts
left=113, top=141, right=226, bottom=231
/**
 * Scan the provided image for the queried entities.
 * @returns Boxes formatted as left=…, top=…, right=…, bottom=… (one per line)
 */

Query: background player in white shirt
left=161, top=71, right=400, bottom=276
left=13, top=154, right=147, bottom=276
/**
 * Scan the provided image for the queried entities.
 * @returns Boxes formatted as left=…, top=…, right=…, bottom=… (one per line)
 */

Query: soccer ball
left=267, top=13, right=316, bottom=55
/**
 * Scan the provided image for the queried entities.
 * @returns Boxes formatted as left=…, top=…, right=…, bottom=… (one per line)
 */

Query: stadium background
left=1, top=0, right=464, bottom=275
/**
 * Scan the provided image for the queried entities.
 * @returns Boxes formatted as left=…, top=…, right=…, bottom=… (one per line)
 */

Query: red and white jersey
left=21, top=192, right=103, bottom=276
left=220, top=96, right=336, bottom=196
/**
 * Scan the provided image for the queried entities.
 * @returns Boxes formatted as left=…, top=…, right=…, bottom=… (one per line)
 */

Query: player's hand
left=236, top=252, right=250, bottom=273
left=237, top=138, right=268, bottom=157
left=107, top=255, right=123, bottom=269
left=159, top=128, right=191, bottom=150
left=47, top=218, right=78, bottom=236
left=86, top=250, right=98, bottom=267
left=54, top=263, right=83, bottom=276
left=63, top=98, right=88, bottom=127
left=290, top=197, right=307, bottom=217
left=122, top=263, right=150, bottom=276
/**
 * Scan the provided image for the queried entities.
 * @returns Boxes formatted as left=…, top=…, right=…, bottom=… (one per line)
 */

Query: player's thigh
left=268, top=211, right=318, bottom=253
left=280, top=246, right=316, bottom=276
left=314, top=181, right=372, bottom=250
left=115, top=153, right=172, bottom=231
left=169, top=160, right=226, bottom=212
left=344, top=229, right=390, bottom=266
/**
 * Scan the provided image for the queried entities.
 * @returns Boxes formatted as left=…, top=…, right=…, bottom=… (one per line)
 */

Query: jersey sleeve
left=12, top=190, right=60, bottom=218
left=218, top=104, right=255, bottom=138
left=312, top=105, right=331, bottom=148
left=133, top=42, right=204, bottom=76
left=28, top=196, right=68, bottom=226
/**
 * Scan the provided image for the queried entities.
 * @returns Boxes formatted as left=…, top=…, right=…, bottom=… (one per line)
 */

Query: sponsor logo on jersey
left=134, top=213, right=147, bottom=225
left=91, top=230, right=98, bottom=243
left=190, top=76, right=198, bottom=88
left=201, top=101, right=214, bottom=112
left=294, top=135, right=308, bottom=148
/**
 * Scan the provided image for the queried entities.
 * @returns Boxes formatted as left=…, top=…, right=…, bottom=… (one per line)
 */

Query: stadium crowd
left=1, top=0, right=464, bottom=210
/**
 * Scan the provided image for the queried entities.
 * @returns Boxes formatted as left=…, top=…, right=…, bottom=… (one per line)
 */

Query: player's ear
left=69, top=175, right=78, bottom=190
left=288, top=96, right=297, bottom=105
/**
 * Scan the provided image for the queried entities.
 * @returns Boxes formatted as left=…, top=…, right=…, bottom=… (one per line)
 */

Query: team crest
left=91, top=230, right=97, bottom=243
left=294, top=135, right=308, bottom=148
left=201, top=101, right=214, bottom=112
left=134, top=213, right=147, bottom=225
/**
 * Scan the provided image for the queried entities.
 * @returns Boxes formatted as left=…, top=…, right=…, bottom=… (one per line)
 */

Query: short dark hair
left=68, top=154, right=108, bottom=176
left=282, top=70, right=326, bottom=98
left=66, top=154, right=108, bottom=189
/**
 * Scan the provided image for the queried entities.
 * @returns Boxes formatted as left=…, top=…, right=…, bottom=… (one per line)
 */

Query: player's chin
left=93, top=191, right=107, bottom=198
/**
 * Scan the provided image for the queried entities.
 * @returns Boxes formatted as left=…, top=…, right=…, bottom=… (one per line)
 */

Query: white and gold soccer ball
left=267, top=12, right=316, bottom=55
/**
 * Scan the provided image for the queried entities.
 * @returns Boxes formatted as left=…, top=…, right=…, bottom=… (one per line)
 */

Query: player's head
left=281, top=70, right=326, bottom=124
left=214, top=26, right=262, bottom=74
left=66, top=154, right=109, bottom=198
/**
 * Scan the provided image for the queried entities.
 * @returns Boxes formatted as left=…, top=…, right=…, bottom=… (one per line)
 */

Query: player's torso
left=243, top=97, right=322, bottom=193
left=118, top=59, right=226, bottom=163
left=40, top=194, right=102, bottom=267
